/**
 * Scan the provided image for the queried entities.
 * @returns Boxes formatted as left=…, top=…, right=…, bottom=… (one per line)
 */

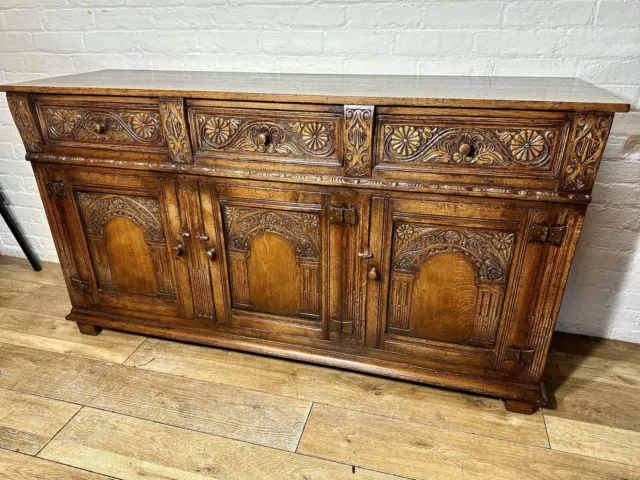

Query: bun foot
left=505, top=399, right=539, bottom=415
left=77, top=322, right=102, bottom=336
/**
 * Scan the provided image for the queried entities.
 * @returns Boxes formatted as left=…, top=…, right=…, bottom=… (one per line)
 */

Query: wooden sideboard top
left=0, top=69, right=629, bottom=113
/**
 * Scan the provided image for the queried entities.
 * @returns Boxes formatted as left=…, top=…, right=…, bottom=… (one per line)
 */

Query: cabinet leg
left=77, top=322, right=102, bottom=336
left=505, top=399, right=539, bottom=415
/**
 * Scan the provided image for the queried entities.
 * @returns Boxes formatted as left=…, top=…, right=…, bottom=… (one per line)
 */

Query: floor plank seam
left=295, top=401, right=313, bottom=453
left=34, top=405, right=84, bottom=457
left=540, top=407, right=552, bottom=449
left=120, top=336, right=149, bottom=365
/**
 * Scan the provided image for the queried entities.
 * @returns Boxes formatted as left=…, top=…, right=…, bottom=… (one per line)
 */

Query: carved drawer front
left=377, top=198, right=530, bottom=370
left=34, top=95, right=168, bottom=154
left=375, top=110, right=571, bottom=186
left=188, top=102, right=343, bottom=167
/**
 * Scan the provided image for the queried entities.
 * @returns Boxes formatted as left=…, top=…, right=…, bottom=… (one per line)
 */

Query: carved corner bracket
left=560, top=112, right=613, bottom=193
left=343, top=105, right=374, bottom=178
left=7, top=93, right=44, bottom=153
left=159, top=97, right=193, bottom=164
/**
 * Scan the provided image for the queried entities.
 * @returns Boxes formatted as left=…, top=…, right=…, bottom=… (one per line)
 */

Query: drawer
left=188, top=101, right=343, bottom=167
left=375, top=109, right=571, bottom=185
left=34, top=95, right=168, bottom=154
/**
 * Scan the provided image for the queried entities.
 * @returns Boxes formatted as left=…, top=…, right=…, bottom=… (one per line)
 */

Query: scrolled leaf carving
left=382, top=123, right=557, bottom=169
left=7, top=93, right=43, bottom=153
left=561, top=113, right=613, bottom=192
left=159, top=98, right=192, bottom=164
left=194, top=112, right=337, bottom=159
left=222, top=205, right=320, bottom=260
left=392, top=223, right=516, bottom=284
left=343, top=105, right=374, bottom=177
left=76, top=192, right=165, bottom=243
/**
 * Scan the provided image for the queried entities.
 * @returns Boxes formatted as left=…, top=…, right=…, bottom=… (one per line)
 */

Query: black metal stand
left=0, top=187, right=41, bottom=271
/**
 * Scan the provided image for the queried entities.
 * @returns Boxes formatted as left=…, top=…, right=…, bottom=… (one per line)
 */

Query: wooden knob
left=198, top=234, right=209, bottom=242
left=256, top=132, right=269, bottom=146
left=458, top=143, right=471, bottom=156
left=173, top=244, right=185, bottom=256
left=367, top=266, right=379, bottom=280
left=92, top=122, right=105, bottom=134
left=206, top=248, right=217, bottom=260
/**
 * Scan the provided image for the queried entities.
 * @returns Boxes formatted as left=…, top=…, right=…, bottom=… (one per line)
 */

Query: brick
left=94, top=8, right=155, bottom=29
left=138, top=32, right=198, bottom=53
left=23, top=53, right=74, bottom=74
left=84, top=32, right=139, bottom=53
left=196, top=31, right=259, bottom=53
left=423, top=2, right=503, bottom=27
left=33, top=33, right=85, bottom=53
left=578, top=59, right=640, bottom=85
left=277, top=6, right=346, bottom=28
left=596, top=0, right=640, bottom=26
left=560, top=30, right=640, bottom=57
left=325, top=31, right=395, bottom=54
left=399, top=31, right=473, bottom=56
left=0, top=33, right=33, bottom=52
left=474, top=30, right=561, bottom=55
left=259, top=31, right=323, bottom=55
left=345, top=57, right=417, bottom=75
left=279, top=56, right=345, bottom=74
left=504, top=1, right=594, bottom=26
left=41, top=9, right=94, bottom=30
left=212, top=7, right=278, bottom=30
left=346, top=5, right=421, bottom=27
left=152, top=7, right=213, bottom=29
left=2, top=9, right=45, bottom=31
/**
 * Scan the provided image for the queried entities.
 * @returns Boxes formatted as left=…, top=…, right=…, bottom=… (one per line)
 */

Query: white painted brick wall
left=0, top=0, right=639, bottom=342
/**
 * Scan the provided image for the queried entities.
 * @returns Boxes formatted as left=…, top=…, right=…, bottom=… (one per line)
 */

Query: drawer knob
left=458, top=143, right=472, bottom=156
left=92, top=121, right=106, bottom=134
left=367, top=266, right=379, bottom=281
left=256, top=132, right=270, bottom=147
left=206, top=248, right=217, bottom=260
left=173, top=244, right=185, bottom=256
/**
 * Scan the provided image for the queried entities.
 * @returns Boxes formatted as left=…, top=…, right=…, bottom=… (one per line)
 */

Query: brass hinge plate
left=529, top=224, right=565, bottom=246
left=505, top=346, right=535, bottom=365
left=70, top=277, right=91, bottom=292
left=329, top=206, right=357, bottom=225
left=44, top=180, right=67, bottom=198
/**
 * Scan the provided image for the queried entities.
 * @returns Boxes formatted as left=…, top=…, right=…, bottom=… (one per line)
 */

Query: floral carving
left=382, top=123, right=557, bottom=168
left=41, top=106, right=164, bottom=146
left=561, top=113, right=613, bottom=192
left=222, top=205, right=320, bottom=260
left=7, top=93, right=43, bottom=153
left=159, top=98, right=192, bottom=164
left=344, top=105, right=374, bottom=178
left=194, top=112, right=337, bottom=159
left=301, top=122, right=329, bottom=151
left=76, top=192, right=165, bottom=243
left=392, top=223, right=516, bottom=284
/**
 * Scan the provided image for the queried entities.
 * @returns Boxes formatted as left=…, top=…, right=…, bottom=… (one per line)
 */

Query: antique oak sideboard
left=1, top=71, right=629, bottom=414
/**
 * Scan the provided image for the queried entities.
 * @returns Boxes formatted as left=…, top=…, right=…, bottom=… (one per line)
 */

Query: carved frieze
left=222, top=205, right=320, bottom=260
left=7, top=93, right=44, bottom=153
left=381, top=124, right=557, bottom=168
left=343, top=105, right=374, bottom=177
left=41, top=106, right=164, bottom=146
left=392, top=223, right=516, bottom=284
left=193, top=112, right=338, bottom=159
left=75, top=192, right=165, bottom=243
left=159, top=98, right=192, bottom=164
left=560, top=113, right=613, bottom=192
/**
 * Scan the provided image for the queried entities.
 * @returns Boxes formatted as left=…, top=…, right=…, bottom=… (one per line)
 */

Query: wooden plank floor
left=0, top=255, right=638, bottom=480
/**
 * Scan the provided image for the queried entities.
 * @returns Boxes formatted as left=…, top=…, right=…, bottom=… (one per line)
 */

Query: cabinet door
left=200, top=181, right=368, bottom=343
left=34, top=166, right=208, bottom=328
left=371, top=197, right=530, bottom=369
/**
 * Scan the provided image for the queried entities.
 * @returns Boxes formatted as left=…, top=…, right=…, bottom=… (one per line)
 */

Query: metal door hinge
left=329, top=206, right=356, bottom=225
left=329, top=318, right=353, bottom=334
left=70, top=277, right=91, bottom=292
left=528, top=224, right=565, bottom=246
left=504, top=346, right=535, bottom=365
left=45, top=180, right=67, bottom=198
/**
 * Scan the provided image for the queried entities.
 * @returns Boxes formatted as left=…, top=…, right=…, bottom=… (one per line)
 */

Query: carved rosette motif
left=76, top=192, right=165, bottom=243
left=343, top=105, right=374, bottom=177
left=159, top=98, right=192, bottom=164
left=561, top=113, right=613, bottom=192
left=392, top=223, right=515, bottom=283
left=7, top=93, right=43, bottom=153
left=222, top=205, right=321, bottom=316
left=194, top=113, right=337, bottom=159
left=382, top=124, right=556, bottom=168
left=43, top=107, right=164, bottom=145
